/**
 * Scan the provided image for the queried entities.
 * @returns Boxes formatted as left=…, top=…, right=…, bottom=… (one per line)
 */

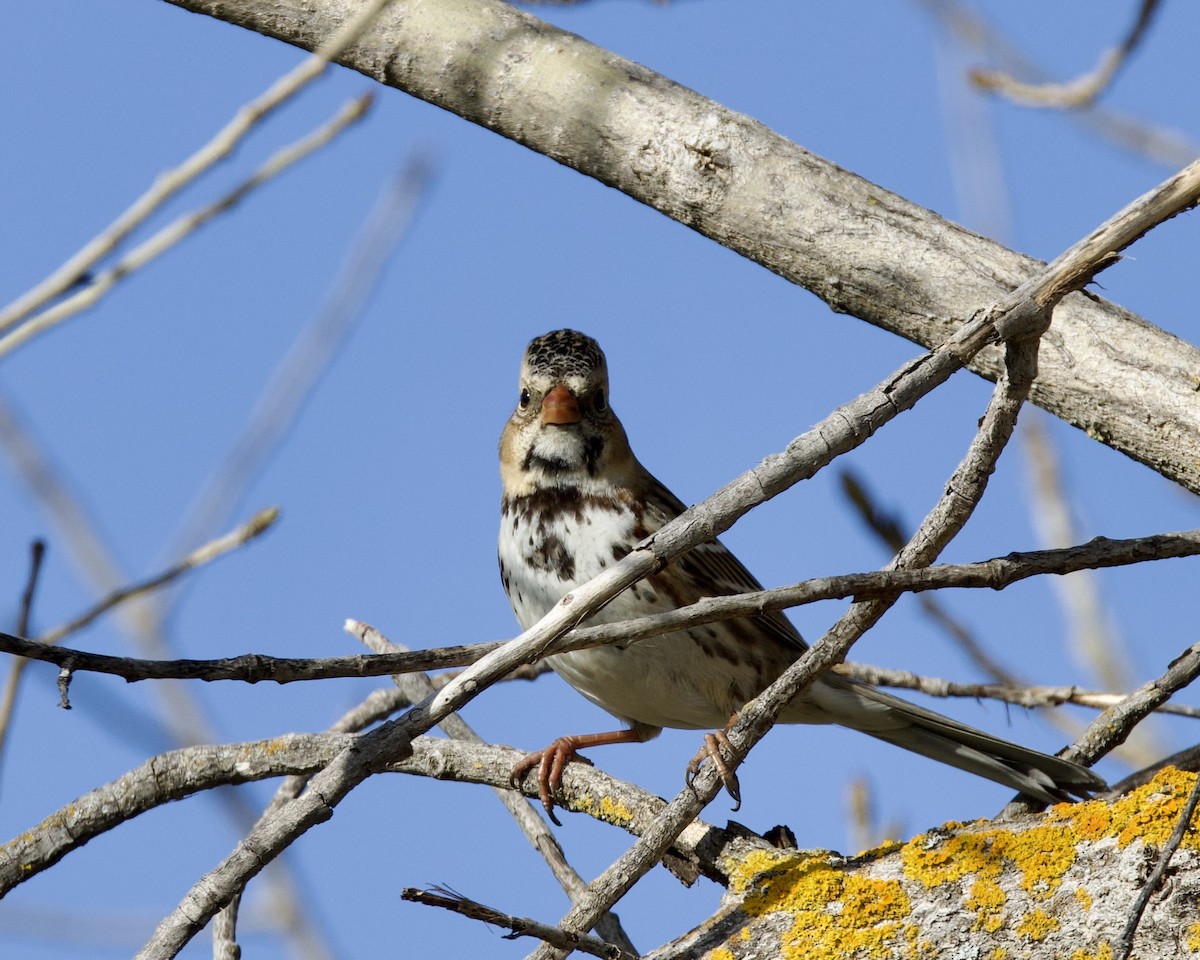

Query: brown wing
left=638, top=468, right=809, bottom=653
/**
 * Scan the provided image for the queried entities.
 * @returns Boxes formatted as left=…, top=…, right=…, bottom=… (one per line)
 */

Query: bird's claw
left=510, top=738, right=594, bottom=826
left=686, top=730, right=742, bottom=810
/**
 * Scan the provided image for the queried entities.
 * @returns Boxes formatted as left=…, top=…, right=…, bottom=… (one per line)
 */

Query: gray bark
left=163, top=0, right=1200, bottom=494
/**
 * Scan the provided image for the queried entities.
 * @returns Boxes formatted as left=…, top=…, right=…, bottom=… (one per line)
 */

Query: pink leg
left=511, top=728, right=649, bottom=824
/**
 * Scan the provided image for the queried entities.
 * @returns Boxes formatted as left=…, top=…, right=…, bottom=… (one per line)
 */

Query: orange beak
left=541, top=384, right=581, bottom=425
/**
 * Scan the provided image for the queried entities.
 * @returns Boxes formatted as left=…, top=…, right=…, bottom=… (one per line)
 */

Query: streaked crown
left=521, top=329, right=607, bottom=384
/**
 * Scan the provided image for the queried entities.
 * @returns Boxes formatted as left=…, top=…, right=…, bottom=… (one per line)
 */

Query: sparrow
left=498, top=329, right=1104, bottom=821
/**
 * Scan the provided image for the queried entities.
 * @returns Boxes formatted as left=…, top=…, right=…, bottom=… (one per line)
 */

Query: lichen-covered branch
left=648, top=768, right=1200, bottom=960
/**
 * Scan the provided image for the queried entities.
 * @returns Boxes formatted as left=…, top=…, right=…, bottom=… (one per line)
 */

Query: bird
left=498, top=328, right=1105, bottom=822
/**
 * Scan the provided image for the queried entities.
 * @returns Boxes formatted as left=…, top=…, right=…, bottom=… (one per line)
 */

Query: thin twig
left=1002, top=639, right=1200, bottom=819
left=0, top=95, right=374, bottom=360
left=1066, top=642, right=1200, bottom=769
left=164, top=151, right=433, bottom=559
left=402, top=887, right=628, bottom=960
left=4, top=527, right=1199, bottom=685
left=838, top=662, right=1200, bottom=718
left=920, top=0, right=1195, bottom=167
left=839, top=468, right=1023, bottom=686
left=0, top=0, right=398, bottom=334
left=0, top=510, right=277, bottom=765
left=1114, top=770, right=1200, bottom=960
left=1021, top=412, right=1159, bottom=765
left=348, top=621, right=640, bottom=954
left=42, top=508, right=279, bottom=647
left=0, top=539, right=48, bottom=783
left=971, top=0, right=1161, bottom=108
left=16, top=540, right=46, bottom=636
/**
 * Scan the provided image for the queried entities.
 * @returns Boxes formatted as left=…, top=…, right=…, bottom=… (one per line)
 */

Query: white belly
left=498, top=498, right=747, bottom=730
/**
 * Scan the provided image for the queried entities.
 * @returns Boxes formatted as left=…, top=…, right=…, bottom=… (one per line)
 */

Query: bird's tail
left=808, top=674, right=1105, bottom=804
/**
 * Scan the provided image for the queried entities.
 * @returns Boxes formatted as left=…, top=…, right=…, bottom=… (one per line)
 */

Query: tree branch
left=5, top=529, right=1196, bottom=685
left=163, top=0, right=1200, bottom=495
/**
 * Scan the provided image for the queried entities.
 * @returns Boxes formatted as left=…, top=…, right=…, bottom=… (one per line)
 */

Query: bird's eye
left=519, top=387, right=531, bottom=409
left=593, top=389, right=607, bottom=412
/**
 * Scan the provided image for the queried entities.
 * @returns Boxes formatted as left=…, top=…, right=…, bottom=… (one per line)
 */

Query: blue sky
left=3, top=2, right=1199, bottom=957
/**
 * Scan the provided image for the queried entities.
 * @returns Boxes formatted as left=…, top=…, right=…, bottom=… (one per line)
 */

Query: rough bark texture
left=163, top=0, right=1200, bottom=495
left=649, top=768, right=1200, bottom=960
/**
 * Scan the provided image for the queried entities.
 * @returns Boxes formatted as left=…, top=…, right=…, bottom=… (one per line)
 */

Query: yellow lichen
left=569, top=793, right=632, bottom=827
left=726, top=847, right=797, bottom=896
left=708, top=949, right=735, bottom=960
left=597, top=795, right=633, bottom=826
left=900, top=820, right=1075, bottom=900
left=1068, top=944, right=1113, bottom=960
left=732, top=851, right=916, bottom=959
left=1015, top=908, right=1059, bottom=941
left=717, top=768, right=1196, bottom=958
left=965, top=877, right=1007, bottom=933
left=1047, top=766, right=1200, bottom=851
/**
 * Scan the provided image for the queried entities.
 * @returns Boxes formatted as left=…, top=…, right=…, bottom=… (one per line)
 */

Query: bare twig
left=348, top=621, right=640, bottom=954
left=921, top=0, right=1194, bottom=167
left=1022, top=412, right=1160, bottom=765
left=0, top=734, right=745, bottom=899
left=0, top=0, right=398, bottom=334
left=5, top=528, right=1199, bottom=686
left=42, top=508, right=279, bottom=648
left=401, top=887, right=628, bottom=960
left=1114, top=769, right=1200, bottom=960
left=0, top=510, right=278, bottom=765
left=0, top=533, right=1190, bottom=683
left=1065, top=642, right=1200, bottom=769
left=839, top=468, right=1023, bottom=686
left=16, top=540, right=46, bottom=636
left=0, top=95, right=374, bottom=360
left=971, top=0, right=1161, bottom=108
left=0, top=539, right=48, bottom=781
left=166, top=152, right=434, bottom=559
left=837, top=661, right=1200, bottom=719
left=212, top=892, right=241, bottom=960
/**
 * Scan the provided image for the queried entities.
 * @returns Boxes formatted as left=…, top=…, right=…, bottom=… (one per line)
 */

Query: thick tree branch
left=163, top=0, right=1200, bottom=494
left=0, top=734, right=752, bottom=897
left=647, top=768, right=1200, bottom=960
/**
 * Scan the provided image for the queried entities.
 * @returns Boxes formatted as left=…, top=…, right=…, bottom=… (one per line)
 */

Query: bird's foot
left=686, top=729, right=742, bottom=810
left=510, top=737, right=595, bottom=826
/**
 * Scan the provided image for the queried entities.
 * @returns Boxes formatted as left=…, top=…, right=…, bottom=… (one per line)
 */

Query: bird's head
left=499, top=329, right=637, bottom=495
